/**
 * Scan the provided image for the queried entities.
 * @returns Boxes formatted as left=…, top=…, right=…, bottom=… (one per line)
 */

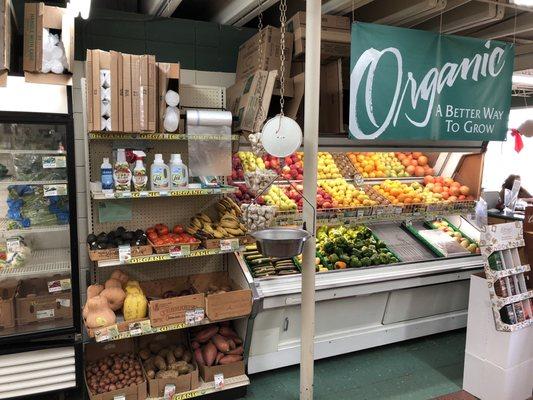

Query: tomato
left=146, top=227, right=156, bottom=235
left=147, top=232, right=158, bottom=241
left=153, top=238, right=164, bottom=246
left=188, top=237, right=197, bottom=243
left=156, top=224, right=169, bottom=236
left=173, top=237, right=182, bottom=244
left=173, top=225, right=184, bottom=234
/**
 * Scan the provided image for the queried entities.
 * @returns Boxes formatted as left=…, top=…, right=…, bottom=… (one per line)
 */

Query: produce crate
left=88, top=244, right=152, bottom=262
left=425, top=218, right=479, bottom=254
left=148, top=239, right=201, bottom=254
left=201, top=235, right=254, bottom=250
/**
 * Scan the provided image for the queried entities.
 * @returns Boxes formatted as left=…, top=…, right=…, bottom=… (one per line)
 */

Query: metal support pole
left=300, top=1, right=321, bottom=399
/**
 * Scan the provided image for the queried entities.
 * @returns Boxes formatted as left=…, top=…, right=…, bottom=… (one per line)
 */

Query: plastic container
left=113, top=149, right=132, bottom=192
left=169, top=153, right=188, bottom=189
left=132, top=151, right=147, bottom=191
left=150, top=154, right=170, bottom=191
left=100, top=157, right=113, bottom=194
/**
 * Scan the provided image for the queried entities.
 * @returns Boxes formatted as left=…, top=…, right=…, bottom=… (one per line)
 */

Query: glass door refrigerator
left=0, top=76, right=82, bottom=399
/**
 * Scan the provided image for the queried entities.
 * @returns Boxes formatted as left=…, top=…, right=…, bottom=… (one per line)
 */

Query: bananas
left=186, top=198, right=247, bottom=240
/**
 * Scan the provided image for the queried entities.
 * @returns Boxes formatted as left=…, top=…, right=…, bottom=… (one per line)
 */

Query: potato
left=138, top=348, right=151, bottom=361
left=173, top=344, right=185, bottom=359
left=182, top=350, right=192, bottom=363
left=146, top=370, right=155, bottom=379
left=157, top=348, right=170, bottom=358
left=166, top=351, right=176, bottom=365
left=177, top=364, right=190, bottom=375
left=149, top=343, right=163, bottom=353
left=153, top=355, right=166, bottom=371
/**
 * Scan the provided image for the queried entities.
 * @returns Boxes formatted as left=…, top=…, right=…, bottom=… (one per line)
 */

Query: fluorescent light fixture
left=511, top=0, right=533, bottom=7
left=512, top=74, right=533, bottom=86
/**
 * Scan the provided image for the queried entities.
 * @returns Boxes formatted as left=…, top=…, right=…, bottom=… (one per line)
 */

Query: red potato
left=202, top=342, right=217, bottom=366
left=211, top=334, right=230, bottom=353
left=194, top=326, right=219, bottom=343
left=219, top=355, right=243, bottom=365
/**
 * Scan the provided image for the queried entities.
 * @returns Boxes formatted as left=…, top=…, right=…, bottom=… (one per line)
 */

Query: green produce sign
left=349, top=22, right=514, bottom=141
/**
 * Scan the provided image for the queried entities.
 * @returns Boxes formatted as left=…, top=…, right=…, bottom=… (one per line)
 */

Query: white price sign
left=220, top=238, right=239, bottom=252
left=185, top=310, right=196, bottom=325
left=214, top=373, right=225, bottom=390
left=119, top=244, right=131, bottom=263
left=42, top=155, right=66, bottom=169
left=43, top=184, right=67, bottom=196
left=128, top=322, right=142, bottom=336
left=169, top=244, right=190, bottom=258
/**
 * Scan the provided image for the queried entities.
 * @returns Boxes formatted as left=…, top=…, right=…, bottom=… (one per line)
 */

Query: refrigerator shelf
left=147, top=374, right=250, bottom=400
left=0, top=248, right=70, bottom=278
left=0, top=150, right=66, bottom=155
left=95, top=245, right=246, bottom=268
left=0, top=219, right=70, bottom=235
left=0, top=178, right=68, bottom=186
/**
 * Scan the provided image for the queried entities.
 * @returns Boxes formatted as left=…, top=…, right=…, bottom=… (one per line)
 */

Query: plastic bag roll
left=163, top=107, right=179, bottom=132
left=101, top=101, right=111, bottom=118
left=100, top=70, right=111, bottom=88
left=186, top=110, right=232, bottom=127
left=165, top=90, right=180, bottom=107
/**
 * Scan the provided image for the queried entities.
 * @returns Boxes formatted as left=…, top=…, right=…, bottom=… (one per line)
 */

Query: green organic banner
left=349, top=23, right=514, bottom=141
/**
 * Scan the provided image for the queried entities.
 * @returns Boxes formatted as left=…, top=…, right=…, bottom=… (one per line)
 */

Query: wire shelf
left=0, top=219, right=70, bottom=236
left=0, top=248, right=71, bottom=278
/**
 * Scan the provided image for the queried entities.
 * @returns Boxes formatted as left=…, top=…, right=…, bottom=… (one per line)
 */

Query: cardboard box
left=131, top=54, right=141, bottom=132
left=0, top=279, right=17, bottom=329
left=117, top=52, right=124, bottom=132
left=190, top=272, right=252, bottom=321
left=138, top=331, right=199, bottom=397
left=197, top=359, right=245, bottom=383
left=15, top=277, right=72, bottom=325
left=157, top=62, right=180, bottom=132
left=0, top=0, right=12, bottom=78
left=139, top=55, right=149, bottom=132
left=273, top=76, right=294, bottom=98
left=85, top=340, right=147, bottom=400
left=148, top=55, right=156, bottom=132
left=87, top=50, right=120, bottom=132
left=293, top=27, right=350, bottom=61
left=286, top=72, right=304, bottom=119
left=235, top=26, right=293, bottom=81
left=23, top=2, right=74, bottom=85
left=287, top=11, right=350, bottom=33
left=320, top=59, right=344, bottom=133
left=122, top=53, right=132, bottom=132
left=226, top=70, right=277, bottom=133
left=140, top=277, right=204, bottom=328
left=86, top=50, right=93, bottom=132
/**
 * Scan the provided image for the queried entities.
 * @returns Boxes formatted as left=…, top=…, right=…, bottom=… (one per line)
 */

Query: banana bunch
left=215, top=197, right=242, bottom=219
left=187, top=201, right=247, bottom=240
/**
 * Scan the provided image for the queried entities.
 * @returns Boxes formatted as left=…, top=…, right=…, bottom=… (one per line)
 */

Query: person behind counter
left=497, top=174, right=533, bottom=210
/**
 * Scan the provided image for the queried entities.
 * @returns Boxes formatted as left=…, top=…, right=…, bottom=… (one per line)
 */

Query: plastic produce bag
left=13, top=154, right=67, bottom=181
left=187, top=110, right=232, bottom=177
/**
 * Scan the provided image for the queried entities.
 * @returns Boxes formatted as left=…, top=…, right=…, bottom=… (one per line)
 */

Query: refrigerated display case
left=0, top=76, right=82, bottom=399
left=229, top=138, right=486, bottom=374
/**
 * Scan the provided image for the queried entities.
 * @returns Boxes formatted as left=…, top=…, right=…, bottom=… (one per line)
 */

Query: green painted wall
left=75, top=8, right=256, bottom=72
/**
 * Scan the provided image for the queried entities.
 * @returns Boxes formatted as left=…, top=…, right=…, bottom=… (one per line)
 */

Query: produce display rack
left=0, top=248, right=71, bottom=278
left=81, top=79, right=252, bottom=399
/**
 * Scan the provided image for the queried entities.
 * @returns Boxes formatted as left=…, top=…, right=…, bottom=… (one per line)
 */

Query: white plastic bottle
left=150, top=154, right=170, bottom=191
left=101, top=157, right=114, bottom=194
left=169, top=154, right=189, bottom=189
left=113, top=149, right=132, bottom=192
left=132, top=151, right=147, bottom=191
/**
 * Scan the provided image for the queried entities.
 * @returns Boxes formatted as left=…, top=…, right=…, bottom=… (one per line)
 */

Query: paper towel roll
left=100, top=70, right=111, bottom=88
left=101, top=117, right=112, bottom=131
left=165, top=90, right=180, bottom=107
left=186, top=110, right=232, bottom=127
left=101, top=88, right=111, bottom=102
left=101, top=101, right=111, bottom=118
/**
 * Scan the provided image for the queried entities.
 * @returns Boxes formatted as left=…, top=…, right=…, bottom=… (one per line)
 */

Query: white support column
left=300, top=1, right=321, bottom=399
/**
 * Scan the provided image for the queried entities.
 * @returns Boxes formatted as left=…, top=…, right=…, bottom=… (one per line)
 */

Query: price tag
left=119, top=244, right=132, bottom=263
left=113, top=395, right=126, bottom=400
left=48, top=278, right=71, bottom=293
left=95, top=324, right=119, bottom=342
left=57, top=298, right=71, bottom=307
left=36, top=309, right=54, bottom=319
left=42, top=155, right=66, bottom=169
left=104, top=192, right=115, bottom=199
left=356, top=209, right=364, bottom=218
left=376, top=208, right=384, bottom=216
left=6, top=237, right=21, bottom=253
left=43, top=184, right=68, bottom=196
left=163, top=384, right=176, bottom=399
left=220, top=238, right=239, bottom=252
left=194, top=308, right=205, bottom=322
left=120, top=191, right=132, bottom=198
left=169, top=244, right=190, bottom=258
left=159, top=190, right=169, bottom=197
left=139, top=191, right=149, bottom=197
left=128, top=322, right=142, bottom=336
left=214, top=373, right=225, bottom=390
left=185, top=310, right=196, bottom=325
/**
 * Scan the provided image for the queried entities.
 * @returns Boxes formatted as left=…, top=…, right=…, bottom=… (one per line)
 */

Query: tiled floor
left=246, top=329, right=468, bottom=400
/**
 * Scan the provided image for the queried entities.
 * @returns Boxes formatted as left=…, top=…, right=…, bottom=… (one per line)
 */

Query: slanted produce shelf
left=95, top=245, right=247, bottom=267
left=274, top=202, right=476, bottom=227
left=148, top=374, right=250, bottom=400
left=88, top=131, right=240, bottom=141
left=0, top=218, right=70, bottom=235
left=91, top=186, right=237, bottom=200
left=88, top=315, right=247, bottom=343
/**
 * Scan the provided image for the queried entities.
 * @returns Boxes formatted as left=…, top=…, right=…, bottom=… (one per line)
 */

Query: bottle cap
left=103, top=157, right=109, bottom=164
left=154, top=153, right=164, bottom=163
left=116, top=149, right=126, bottom=163
left=170, top=154, right=182, bottom=163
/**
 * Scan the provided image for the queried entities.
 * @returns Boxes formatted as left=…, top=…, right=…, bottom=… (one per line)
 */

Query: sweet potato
left=215, top=352, right=224, bottom=365
left=191, top=341, right=200, bottom=350
left=227, top=338, right=236, bottom=350
left=211, top=334, right=230, bottom=353
left=194, top=348, right=205, bottom=366
left=202, top=342, right=217, bottom=366
left=194, top=326, right=219, bottom=343
left=218, top=326, right=238, bottom=338
left=227, top=346, right=244, bottom=355
left=219, top=355, right=242, bottom=365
